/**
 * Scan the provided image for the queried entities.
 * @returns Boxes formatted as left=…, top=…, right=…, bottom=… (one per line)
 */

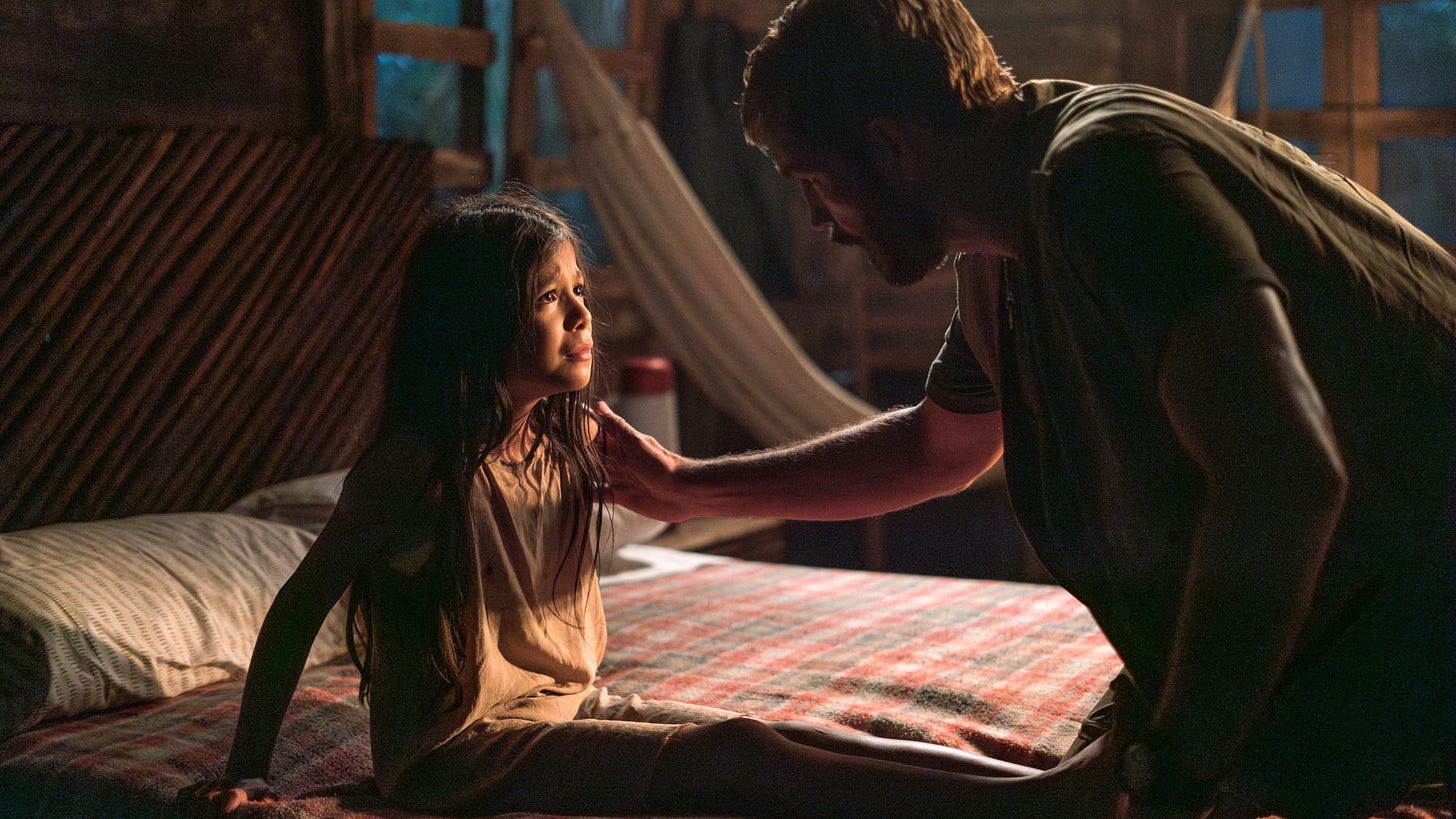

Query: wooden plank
left=1356, top=107, right=1456, bottom=139
left=627, top=0, right=667, bottom=120
left=1260, top=108, right=1337, bottom=141
left=1324, top=0, right=1354, bottom=106
left=0, top=5, right=316, bottom=132
left=359, top=0, right=378, bottom=136
left=431, top=147, right=491, bottom=190
left=311, top=0, right=367, bottom=135
left=505, top=27, right=543, bottom=180
left=520, top=154, right=581, bottom=192
left=514, top=43, right=655, bottom=83
left=1119, top=0, right=1192, bottom=92
left=1347, top=0, right=1381, bottom=108
left=1321, top=0, right=1359, bottom=179
left=1346, top=0, right=1382, bottom=188
left=458, top=2, right=486, bottom=154
left=371, top=19, right=496, bottom=68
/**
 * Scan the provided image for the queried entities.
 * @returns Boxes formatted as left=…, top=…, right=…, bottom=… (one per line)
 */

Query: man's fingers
left=593, top=401, right=622, bottom=425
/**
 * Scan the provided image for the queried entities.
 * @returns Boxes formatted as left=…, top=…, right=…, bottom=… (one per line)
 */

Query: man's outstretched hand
left=595, top=401, right=696, bottom=523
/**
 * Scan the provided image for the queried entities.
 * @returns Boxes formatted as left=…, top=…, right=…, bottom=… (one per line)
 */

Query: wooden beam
left=459, top=2, right=486, bottom=154
left=1323, top=0, right=1383, bottom=187
left=358, top=0, right=377, bottom=137
left=1258, top=107, right=1456, bottom=146
left=1346, top=0, right=1382, bottom=187
left=371, top=19, right=497, bottom=68
left=514, top=43, right=655, bottom=83
left=519, top=154, right=580, bottom=191
left=431, top=148, right=491, bottom=190
left=1357, top=107, right=1456, bottom=139
left=1120, top=0, right=1179, bottom=90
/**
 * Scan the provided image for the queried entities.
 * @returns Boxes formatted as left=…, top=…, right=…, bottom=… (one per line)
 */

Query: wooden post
left=460, top=0, right=486, bottom=161
left=359, top=0, right=377, bottom=137
left=1323, top=0, right=1381, bottom=187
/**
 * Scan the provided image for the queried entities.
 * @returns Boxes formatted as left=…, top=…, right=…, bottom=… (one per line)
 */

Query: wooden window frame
left=1253, top=0, right=1456, bottom=202
left=504, top=0, right=666, bottom=193
left=356, top=0, right=499, bottom=189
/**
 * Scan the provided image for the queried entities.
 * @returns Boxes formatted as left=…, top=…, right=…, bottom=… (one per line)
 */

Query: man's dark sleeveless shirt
left=927, top=80, right=1455, bottom=808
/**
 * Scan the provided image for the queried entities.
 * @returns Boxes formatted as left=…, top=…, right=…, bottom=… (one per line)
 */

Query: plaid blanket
left=0, top=559, right=1445, bottom=818
left=598, top=560, right=1117, bottom=767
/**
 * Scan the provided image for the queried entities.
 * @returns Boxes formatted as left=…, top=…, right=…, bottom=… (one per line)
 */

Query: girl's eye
left=573, top=283, right=585, bottom=297
left=537, top=291, right=558, bottom=304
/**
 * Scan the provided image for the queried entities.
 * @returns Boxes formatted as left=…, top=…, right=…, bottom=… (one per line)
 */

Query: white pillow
left=225, top=469, right=350, bottom=534
left=0, top=513, right=349, bottom=739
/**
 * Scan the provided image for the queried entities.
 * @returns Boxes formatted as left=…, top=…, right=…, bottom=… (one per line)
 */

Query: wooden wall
left=0, top=1, right=364, bottom=134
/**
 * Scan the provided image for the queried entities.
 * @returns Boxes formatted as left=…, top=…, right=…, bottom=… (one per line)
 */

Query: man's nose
left=800, top=183, right=832, bottom=230
left=807, top=205, right=833, bottom=231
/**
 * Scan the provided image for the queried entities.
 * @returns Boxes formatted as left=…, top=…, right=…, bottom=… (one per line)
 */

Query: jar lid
left=621, top=356, right=674, bottom=394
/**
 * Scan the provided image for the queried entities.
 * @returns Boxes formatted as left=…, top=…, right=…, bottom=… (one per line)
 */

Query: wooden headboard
left=0, top=125, right=432, bottom=532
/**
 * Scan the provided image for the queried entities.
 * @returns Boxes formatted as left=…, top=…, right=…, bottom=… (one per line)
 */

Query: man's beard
left=859, top=187, right=948, bottom=287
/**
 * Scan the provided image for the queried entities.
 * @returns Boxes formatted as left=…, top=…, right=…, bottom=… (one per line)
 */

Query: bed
left=1, top=511, right=1450, bottom=819
left=0, top=125, right=1448, bottom=819
left=0, top=497, right=1121, bottom=818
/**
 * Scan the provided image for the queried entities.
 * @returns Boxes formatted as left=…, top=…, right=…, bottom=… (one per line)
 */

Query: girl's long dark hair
left=346, top=187, right=606, bottom=707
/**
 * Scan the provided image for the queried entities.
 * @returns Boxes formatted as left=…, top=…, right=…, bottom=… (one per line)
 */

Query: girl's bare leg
left=643, top=716, right=1118, bottom=818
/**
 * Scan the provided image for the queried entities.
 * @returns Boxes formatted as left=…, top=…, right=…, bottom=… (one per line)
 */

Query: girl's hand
left=176, top=777, right=278, bottom=816
left=594, top=401, right=695, bottom=522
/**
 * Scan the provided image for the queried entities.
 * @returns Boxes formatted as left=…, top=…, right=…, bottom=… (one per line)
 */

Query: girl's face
left=504, top=242, right=593, bottom=411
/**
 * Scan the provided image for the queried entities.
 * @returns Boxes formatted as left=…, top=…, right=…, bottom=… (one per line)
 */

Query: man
left=599, top=0, right=1456, bottom=816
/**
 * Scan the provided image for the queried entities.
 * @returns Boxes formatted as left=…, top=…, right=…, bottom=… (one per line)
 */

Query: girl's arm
left=189, top=430, right=438, bottom=810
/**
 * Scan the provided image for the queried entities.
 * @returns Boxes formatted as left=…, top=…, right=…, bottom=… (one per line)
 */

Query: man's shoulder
left=1030, top=82, right=1215, bottom=166
left=1022, top=80, right=1195, bottom=119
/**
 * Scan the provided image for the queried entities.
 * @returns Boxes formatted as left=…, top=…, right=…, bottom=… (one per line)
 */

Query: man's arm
left=1043, top=132, right=1349, bottom=813
left=1146, top=283, right=1346, bottom=794
left=597, top=398, right=1003, bottom=522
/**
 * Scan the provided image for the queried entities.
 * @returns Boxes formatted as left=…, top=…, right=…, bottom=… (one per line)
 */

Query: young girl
left=183, top=189, right=1112, bottom=818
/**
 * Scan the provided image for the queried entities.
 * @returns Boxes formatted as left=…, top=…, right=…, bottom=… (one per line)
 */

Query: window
left=1242, top=0, right=1456, bottom=247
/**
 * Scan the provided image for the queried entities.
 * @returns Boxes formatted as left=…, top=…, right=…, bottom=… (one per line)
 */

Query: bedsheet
left=0, top=556, right=1445, bottom=818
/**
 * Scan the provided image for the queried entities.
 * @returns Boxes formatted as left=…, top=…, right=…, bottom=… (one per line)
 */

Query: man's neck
left=934, top=102, right=1036, bottom=260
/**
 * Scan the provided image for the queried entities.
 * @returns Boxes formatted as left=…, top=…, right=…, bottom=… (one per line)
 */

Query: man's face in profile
left=776, top=142, right=948, bottom=287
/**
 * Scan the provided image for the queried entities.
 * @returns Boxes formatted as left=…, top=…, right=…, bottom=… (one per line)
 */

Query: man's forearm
left=1147, top=468, right=1345, bottom=789
left=674, top=402, right=1002, bottom=520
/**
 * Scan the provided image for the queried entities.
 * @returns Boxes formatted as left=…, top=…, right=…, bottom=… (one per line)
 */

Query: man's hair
left=741, top=0, right=1017, bottom=158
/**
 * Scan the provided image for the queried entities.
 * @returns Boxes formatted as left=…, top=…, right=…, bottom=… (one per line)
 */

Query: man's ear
left=867, top=117, right=926, bottom=184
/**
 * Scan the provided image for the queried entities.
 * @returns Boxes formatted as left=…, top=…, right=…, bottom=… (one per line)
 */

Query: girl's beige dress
left=367, top=453, right=735, bottom=815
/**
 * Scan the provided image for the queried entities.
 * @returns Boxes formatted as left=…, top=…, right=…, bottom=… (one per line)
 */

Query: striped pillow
left=225, top=469, right=349, bottom=535
left=0, top=513, right=349, bottom=739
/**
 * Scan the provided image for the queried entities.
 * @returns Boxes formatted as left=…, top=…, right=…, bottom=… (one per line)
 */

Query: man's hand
left=176, top=777, right=278, bottom=817
left=595, top=401, right=696, bottom=522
